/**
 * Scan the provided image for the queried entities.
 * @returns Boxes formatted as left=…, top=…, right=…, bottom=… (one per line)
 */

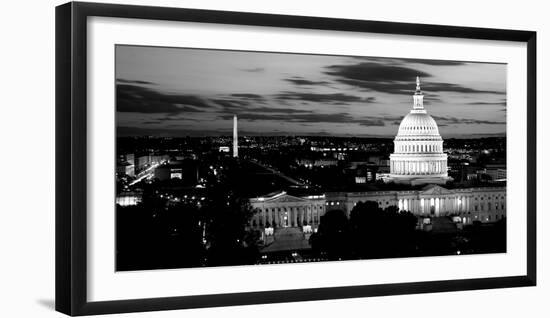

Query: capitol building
left=248, top=77, right=506, bottom=254
left=389, top=77, right=450, bottom=185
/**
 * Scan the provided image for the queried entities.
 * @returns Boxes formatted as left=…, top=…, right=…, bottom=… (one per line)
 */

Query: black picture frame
left=55, top=1, right=537, bottom=316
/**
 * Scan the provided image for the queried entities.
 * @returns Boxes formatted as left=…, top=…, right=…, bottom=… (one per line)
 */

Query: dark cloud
left=465, top=101, right=507, bottom=106
left=357, top=118, right=385, bottom=126
left=275, top=92, right=370, bottom=104
left=211, top=99, right=249, bottom=111
left=325, top=62, right=504, bottom=95
left=324, top=62, right=430, bottom=94
left=118, top=126, right=184, bottom=137
left=325, top=62, right=431, bottom=83
left=117, top=84, right=212, bottom=114
left=220, top=112, right=398, bottom=127
left=119, top=126, right=289, bottom=137
left=241, top=67, right=265, bottom=73
left=351, top=56, right=467, bottom=66
left=116, top=79, right=157, bottom=85
left=245, top=107, right=314, bottom=114
left=284, top=77, right=331, bottom=86
left=334, top=79, right=415, bottom=95
left=431, top=115, right=505, bottom=125
left=398, top=58, right=467, bottom=66
left=154, top=115, right=209, bottom=122
left=230, top=93, right=265, bottom=101
left=424, top=83, right=505, bottom=95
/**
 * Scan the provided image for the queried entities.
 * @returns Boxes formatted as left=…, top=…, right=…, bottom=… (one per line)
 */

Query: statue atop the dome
left=413, top=76, right=425, bottom=111
left=415, top=76, right=422, bottom=94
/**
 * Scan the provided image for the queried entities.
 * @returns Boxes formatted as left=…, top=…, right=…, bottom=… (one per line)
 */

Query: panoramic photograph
left=115, top=45, right=507, bottom=271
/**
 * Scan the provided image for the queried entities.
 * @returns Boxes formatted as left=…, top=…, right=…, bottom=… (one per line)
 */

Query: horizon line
left=117, top=134, right=506, bottom=139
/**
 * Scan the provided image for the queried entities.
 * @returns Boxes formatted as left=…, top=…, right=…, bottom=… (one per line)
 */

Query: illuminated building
left=249, top=192, right=326, bottom=229
left=245, top=77, right=505, bottom=255
left=117, top=153, right=135, bottom=177
left=249, top=185, right=506, bottom=242
left=116, top=161, right=135, bottom=177
left=389, top=77, right=450, bottom=185
left=115, top=191, right=142, bottom=206
left=325, top=184, right=506, bottom=224
left=135, top=154, right=151, bottom=174
left=154, top=160, right=198, bottom=184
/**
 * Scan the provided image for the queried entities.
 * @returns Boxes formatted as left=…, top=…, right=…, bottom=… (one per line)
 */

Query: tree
left=349, top=201, right=418, bottom=259
left=309, top=209, right=352, bottom=260
left=116, top=202, right=205, bottom=270
left=201, top=165, right=261, bottom=266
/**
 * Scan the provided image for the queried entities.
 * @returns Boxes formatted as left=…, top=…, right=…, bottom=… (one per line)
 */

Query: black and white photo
left=115, top=45, right=507, bottom=271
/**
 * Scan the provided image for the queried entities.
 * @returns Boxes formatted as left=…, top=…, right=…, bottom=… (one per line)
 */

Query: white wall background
left=0, top=0, right=546, bottom=317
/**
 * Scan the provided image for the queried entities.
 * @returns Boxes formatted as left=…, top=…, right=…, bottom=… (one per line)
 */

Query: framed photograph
left=55, top=1, right=536, bottom=316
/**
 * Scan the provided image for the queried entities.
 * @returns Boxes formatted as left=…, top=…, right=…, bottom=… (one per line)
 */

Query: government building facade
left=248, top=78, right=506, bottom=252
left=249, top=185, right=506, bottom=231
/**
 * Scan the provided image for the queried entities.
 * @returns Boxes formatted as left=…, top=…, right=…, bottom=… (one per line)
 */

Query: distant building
left=118, top=153, right=135, bottom=164
left=116, top=161, right=135, bottom=177
left=484, top=164, right=507, bottom=181
left=135, top=154, right=151, bottom=174
left=117, top=153, right=135, bottom=177
left=116, top=190, right=142, bottom=206
left=249, top=184, right=506, bottom=254
left=154, top=160, right=198, bottom=184
left=219, top=146, right=230, bottom=153
left=325, top=184, right=506, bottom=225
left=250, top=185, right=506, bottom=228
left=150, top=154, right=170, bottom=165
left=345, top=164, right=377, bottom=184
left=296, top=158, right=338, bottom=168
left=249, top=191, right=326, bottom=229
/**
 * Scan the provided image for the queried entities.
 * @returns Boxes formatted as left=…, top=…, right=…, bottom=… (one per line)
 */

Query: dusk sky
left=116, top=45, right=506, bottom=138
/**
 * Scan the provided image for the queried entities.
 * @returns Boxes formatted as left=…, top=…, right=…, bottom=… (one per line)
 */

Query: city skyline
left=116, top=45, right=507, bottom=138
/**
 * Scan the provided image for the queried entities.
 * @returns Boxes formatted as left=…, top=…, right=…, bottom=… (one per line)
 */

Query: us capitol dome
left=389, top=77, right=450, bottom=185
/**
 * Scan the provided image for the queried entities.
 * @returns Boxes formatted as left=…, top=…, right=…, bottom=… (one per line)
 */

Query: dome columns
left=390, top=158, right=447, bottom=176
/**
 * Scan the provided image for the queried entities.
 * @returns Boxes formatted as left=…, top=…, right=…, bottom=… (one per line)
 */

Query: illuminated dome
left=389, top=77, right=450, bottom=186
left=397, top=112, right=440, bottom=136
